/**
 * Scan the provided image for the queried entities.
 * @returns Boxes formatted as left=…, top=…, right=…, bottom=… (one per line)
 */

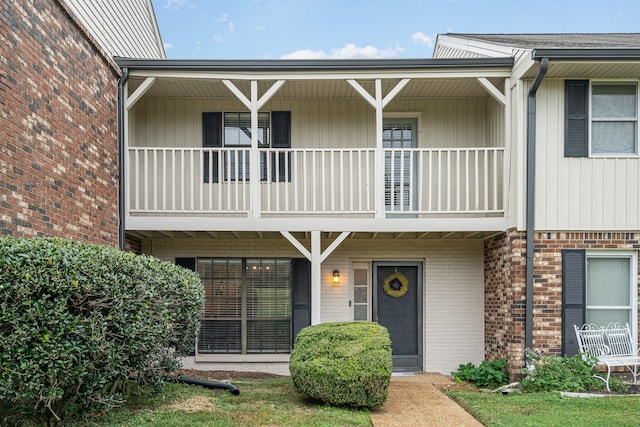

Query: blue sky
left=151, top=0, right=640, bottom=59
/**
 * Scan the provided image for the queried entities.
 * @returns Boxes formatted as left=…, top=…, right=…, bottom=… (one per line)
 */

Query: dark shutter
left=271, top=111, right=291, bottom=182
left=175, top=257, right=197, bottom=355
left=203, top=112, right=222, bottom=182
left=565, top=80, right=589, bottom=157
left=562, top=249, right=586, bottom=356
left=291, top=258, right=311, bottom=345
left=175, top=257, right=196, bottom=271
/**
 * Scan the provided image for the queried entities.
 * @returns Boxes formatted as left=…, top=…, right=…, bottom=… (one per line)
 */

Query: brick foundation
left=0, top=0, right=120, bottom=246
left=485, top=230, right=640, bottom=378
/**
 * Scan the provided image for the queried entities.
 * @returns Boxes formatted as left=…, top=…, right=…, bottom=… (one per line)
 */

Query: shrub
left=451, top=359, right=509, bottom=388
left=521, top=353, right=626, bottom=393
left=289, top=322, right=392, bottom=409
left=0, top=237, right=204, bottom=424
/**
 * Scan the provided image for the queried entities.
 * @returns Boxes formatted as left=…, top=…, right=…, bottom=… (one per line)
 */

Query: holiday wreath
left=382, top=272, right=409, bottom=298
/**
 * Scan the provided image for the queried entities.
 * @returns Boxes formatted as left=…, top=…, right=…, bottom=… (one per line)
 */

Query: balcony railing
left=127, top=147, right=504, bottom=217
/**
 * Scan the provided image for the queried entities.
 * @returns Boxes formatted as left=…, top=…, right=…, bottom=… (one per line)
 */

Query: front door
left=373, top=261, right=423, bottom=371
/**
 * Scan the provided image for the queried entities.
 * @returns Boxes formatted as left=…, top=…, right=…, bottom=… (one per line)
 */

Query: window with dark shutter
left=562, top=249, right=586, bottom=356
left=202, top=112, right=222, bottom=183
left=564, top=80, right=589, bottom=157
left=196, top=258, right=293, bottom=354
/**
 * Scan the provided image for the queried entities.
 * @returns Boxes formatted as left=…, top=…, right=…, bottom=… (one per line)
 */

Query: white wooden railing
left=128, top=147, right=504, bottom=217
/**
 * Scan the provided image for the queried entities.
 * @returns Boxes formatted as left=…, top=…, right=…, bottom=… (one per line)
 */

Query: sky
left=151, top=0, right=640, bottom=60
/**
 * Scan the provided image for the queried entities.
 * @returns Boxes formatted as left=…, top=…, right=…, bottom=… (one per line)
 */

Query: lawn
left=67, top=376, right=371, bottom=427
left=446, top=389, right=640, bottom=427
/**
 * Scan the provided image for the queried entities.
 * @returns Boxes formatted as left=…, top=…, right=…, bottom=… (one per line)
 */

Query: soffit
left=126, top=230, right=498, bottom=241
left=127, top=77, right=505, bottom=99
left=521, top=61, right=640, bottom=79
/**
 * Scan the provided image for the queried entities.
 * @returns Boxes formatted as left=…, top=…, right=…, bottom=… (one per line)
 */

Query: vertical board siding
left=131, top=97, right=488, bottom=149
left=535, top=79, right=640, bottom=230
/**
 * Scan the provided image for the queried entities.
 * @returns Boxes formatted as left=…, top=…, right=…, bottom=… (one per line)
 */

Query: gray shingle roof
left=446, top=33, right=640, bottom=49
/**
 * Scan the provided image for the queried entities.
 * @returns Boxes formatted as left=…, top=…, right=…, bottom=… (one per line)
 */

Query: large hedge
left=0, top=237, right=204, bottom=424
left=289, top=322, right=392, bottom=409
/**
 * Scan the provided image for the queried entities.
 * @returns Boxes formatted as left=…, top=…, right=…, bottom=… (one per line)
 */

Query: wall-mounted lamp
left=332, top=269, right=340, bottom=284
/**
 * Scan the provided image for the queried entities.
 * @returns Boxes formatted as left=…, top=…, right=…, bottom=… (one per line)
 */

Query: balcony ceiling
left=127, top=77, right=504, bottom=99
left=126, top=230, right=498, bottom=241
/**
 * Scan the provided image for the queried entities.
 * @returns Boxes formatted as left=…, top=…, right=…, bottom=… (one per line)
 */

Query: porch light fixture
left=332, top=270, right=340, bottom=284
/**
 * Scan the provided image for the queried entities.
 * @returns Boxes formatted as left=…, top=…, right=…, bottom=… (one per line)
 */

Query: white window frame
left=588, top=80, right=639, bottom=157
left=585, top=250, right=638, bottom=343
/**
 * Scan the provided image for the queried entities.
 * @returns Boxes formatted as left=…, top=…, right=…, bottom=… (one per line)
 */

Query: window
left=562, top=249, right=638, bottom=356
left=565, top=80, right=639, bottom=156
left=202, top=111, right=291, bottom=183
left=586, top=254, right=635, bottom=326
left=197, top=258, right=292, bottom=354
left=383, top=117, right=417, bottom=214
left=352, top=262, right=370, bottom=321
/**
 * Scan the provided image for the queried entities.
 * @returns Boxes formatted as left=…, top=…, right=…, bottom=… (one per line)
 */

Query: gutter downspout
left=525, top=57, right=549, bottom=350
left=117, top=68, right=129, bottom=250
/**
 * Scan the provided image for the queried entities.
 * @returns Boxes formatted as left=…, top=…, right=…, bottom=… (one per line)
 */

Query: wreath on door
left=382, top=272, right=409, bottom=298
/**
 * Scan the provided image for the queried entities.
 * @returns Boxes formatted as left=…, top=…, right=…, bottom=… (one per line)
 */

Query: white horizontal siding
left=535, top=79, right=640, bottom=231
left=64, top=0, right=164, bottom=58
left=147, top=238, right=485, bottom=375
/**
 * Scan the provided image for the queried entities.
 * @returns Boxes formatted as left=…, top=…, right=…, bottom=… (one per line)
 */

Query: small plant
left=451, top=359, right=509, bottom=388
left=521, top=353, right=626, bottom=393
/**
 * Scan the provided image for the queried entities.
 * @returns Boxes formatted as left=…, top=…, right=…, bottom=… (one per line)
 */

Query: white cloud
left=164, top=0, right=186, bottom=10
left=411, top=32, right=433, bottom=47
left=228, top=22, right=235, bottom=34
left=256, top=24, right=265, bottom=31
left=281, top=43, right=404, bottom=60
left=281, top=49, right=329, bottom=59
left=163, top=42, right=174, bottom=50
left=213, top=34, right=223, bottom=43
left=215, top=13, right=228, bottom=22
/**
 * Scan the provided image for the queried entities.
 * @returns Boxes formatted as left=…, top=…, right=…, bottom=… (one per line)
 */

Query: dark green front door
left=373, top=261, right=423, bottom=371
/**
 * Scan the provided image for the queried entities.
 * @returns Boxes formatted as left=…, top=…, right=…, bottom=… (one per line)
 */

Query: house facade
left=118, top=34, right=640, bottom=377
left=0, top=0, right=163, bottom=246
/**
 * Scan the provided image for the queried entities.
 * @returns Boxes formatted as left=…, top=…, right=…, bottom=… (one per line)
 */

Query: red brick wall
left=484, top=229, right=526, bottom=375
left=485, top=230, right=640, bottom=377
left=0, top=0, right=120, bottom=246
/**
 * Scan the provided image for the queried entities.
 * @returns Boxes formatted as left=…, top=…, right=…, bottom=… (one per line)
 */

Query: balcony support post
left=250, top=81, right=261, bottom=218
left=282, top=230, right=351, bottom=325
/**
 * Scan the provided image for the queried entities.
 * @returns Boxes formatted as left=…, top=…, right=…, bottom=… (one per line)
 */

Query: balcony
left=127, top=146, right=505, bottom=219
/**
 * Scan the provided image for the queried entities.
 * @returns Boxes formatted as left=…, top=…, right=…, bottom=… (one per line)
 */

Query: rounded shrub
left=289, top=321, right=392, bottom=409
left=0, top=237, right=204, bottom=424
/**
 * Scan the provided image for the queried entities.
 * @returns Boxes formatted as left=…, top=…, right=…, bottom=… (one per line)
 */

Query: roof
left=115, top=57, right=513, bottom=72
left=444, top=33, right=640, bottom=49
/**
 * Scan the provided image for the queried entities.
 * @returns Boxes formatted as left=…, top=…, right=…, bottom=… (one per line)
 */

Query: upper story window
left=565, top=80, right=639, bottom=157
left=202, top=111, right=291, bottom=183
left=591, top=83, right=637, bottom=155
left=223, top=112, right=271, bottom=147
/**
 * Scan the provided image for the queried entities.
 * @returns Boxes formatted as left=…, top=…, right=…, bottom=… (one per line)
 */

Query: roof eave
left=114, top=57, right=514, bottom=72
left=532, top=48, right=640, bottom=60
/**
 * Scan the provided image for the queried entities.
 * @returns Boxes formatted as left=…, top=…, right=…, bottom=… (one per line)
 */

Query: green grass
left=66, top=377, right=370, bottom=427
left=446, top=390, right=640, bottom=427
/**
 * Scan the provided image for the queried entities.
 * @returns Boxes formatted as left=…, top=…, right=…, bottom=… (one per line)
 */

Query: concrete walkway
left=370, top=373, right=483, bottom=427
